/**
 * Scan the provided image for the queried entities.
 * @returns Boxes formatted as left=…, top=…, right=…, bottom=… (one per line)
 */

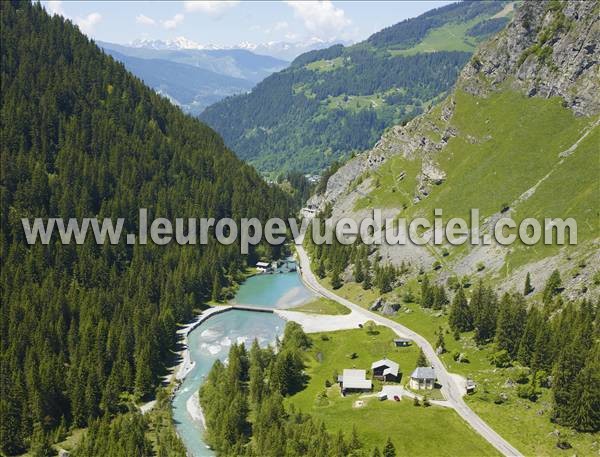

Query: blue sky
left=42, top=1, right=454, bottom=47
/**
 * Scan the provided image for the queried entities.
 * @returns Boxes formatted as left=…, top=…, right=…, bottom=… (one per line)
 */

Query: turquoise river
left=171, top=268, right=315, bottom=456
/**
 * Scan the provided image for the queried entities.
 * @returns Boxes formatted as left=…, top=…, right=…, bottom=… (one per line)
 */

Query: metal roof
left=341, top=369, right=372, bottom=390
left=410, top=366, right=436, bottom=380
left=371, top=358, right=400, bottom=377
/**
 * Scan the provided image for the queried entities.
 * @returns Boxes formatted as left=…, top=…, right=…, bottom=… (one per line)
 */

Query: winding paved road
left=295, top=243, right=523, bottom=457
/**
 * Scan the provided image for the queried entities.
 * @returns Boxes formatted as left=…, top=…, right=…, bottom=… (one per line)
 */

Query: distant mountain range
left=200, top=1, right=513, bottom=175
left=127, top=36, right=350, bottom=61
left=99, top=41, right=289, bottom=115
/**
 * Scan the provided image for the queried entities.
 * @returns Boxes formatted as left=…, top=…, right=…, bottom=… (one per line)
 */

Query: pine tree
left=316, top=259, right=326, bottom=279
left=530, top=319, right=552, bottom=373
left=494, top=293, right=527, bottom=359
left=383, top=438, right=396, bottom=457
left=420, top=275, right=434, bottom=308
left=29, top=422, right=52, bottom=457
left=331, top=268, right=343, bottom=290
left=353, top=259, right=364, bottom=283
left=568, top=345, right=600, bottom=432
left=524, top=272, right=534, bottom=295
left=448, top=288, right=472, bottom=333
left=435, top=327, right=446, bottom=354
left=517, top=307, right=541, bottom=367
left=362, top=264, right=373, bottom=290
left=542, top=269, right=562, bottom=304
left=134, top=346, right=154, bottom=400
left=333, top=430, right=347, bottom=456
left=432, top=285, right=449, bottom=310
left=470, top=282, right=498, bottom=344
left=348, top=425, right=361, bottom=452
left=211, top=273, right=222, bottom=302
left=416, top=348, right=428, bottom=368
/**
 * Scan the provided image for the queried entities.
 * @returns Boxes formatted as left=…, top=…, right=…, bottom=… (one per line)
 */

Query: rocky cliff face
left=461, top=0, right=599, bottom=116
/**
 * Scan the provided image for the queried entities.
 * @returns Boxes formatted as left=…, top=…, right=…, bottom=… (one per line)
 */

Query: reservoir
left=171, top=268, right=314, bottom=456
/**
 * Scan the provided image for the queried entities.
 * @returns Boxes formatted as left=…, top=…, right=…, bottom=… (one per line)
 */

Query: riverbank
left=172, top=306, right=233, bottom=383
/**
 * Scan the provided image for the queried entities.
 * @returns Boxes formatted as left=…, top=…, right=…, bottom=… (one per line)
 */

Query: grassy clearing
left=321, top=279, right=600, bottom=456
left=289, top=296, right=351, bottom=315
left=287, top=326, right=500, bottom=456
left=390, top=18, right=482, bottom=56
left=326, top=93, right=385, bottom=112
left=306, top=57, right=345, bottom=72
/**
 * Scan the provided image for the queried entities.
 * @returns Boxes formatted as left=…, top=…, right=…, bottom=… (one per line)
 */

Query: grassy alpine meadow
left=389, top=17, right=483, bottom=56
left=286, top=326, right=500, bottom=457
left=353, top=90, right=600, bottom=272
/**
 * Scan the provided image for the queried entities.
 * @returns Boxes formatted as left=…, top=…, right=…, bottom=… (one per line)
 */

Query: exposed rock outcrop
left=460, top=0, right=600, bottom=116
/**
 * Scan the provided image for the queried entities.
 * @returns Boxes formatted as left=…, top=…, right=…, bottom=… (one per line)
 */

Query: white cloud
left=136, top=14, right=156, bottom=26
left=286, top=1, right=351, bottom=37
left=46, top=0, right=64, bottom=16
left=253, top=21, right=290, bottom=35
left=76, top=12, right=102, bottom=34
left=273, top=21, right=289, bottom=32
left=183, top=1, right=239, bottom=15
left=162, top=13, right=185, bottom=30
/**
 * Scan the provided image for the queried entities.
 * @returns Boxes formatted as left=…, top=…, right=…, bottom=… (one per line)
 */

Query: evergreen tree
left=348, top=425, right=362, bottom=452
left=331, top=268, right=343, bottom=290
left=448, top=288, right=472, bottom=333
left=470, top=282, right=498, bottom=344
left=494, top=293, right=527, bottom=359
left=353, top=259, right=364, bottom=283
left=517, top=307, right=541, bottom=367
left=383, top=438, right=397, bottom=457
left=416, top=348, right=428, bottom=368
left=362, top=264, right=373, bottom=290
left=568, top=344, right=600, bottom=432
left=524, top=272, right=534, bottom=295
left=432, top=285, right=449, bottom=310
left=420, top=275, right=434, bottom=308
left=542, top=269, right=562, bottom=304
left=435, top=327, right=446, bottom=354
left=530, top=319, right=552, bottom=373
left=316, top=259, right=326, bottom=279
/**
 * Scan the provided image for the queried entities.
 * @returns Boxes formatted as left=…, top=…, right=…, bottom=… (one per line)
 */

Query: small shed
left=466, top=379, right=476, bottom=394
left=256, top=261, right=271, bottom=273
left=394, top=338, right=411, bottom=347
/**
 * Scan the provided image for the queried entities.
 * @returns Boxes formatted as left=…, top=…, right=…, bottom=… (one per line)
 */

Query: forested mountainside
left=200, top=1, right=512, bottom=175
left=99, top=42, right=288, bottom=115
left=309, top=0, right=600, bottom=300
left=0, top=2, right=293, bottom=454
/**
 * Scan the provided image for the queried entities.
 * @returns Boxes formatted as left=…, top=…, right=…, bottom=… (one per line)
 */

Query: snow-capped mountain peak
left=128, top=36, right=350, bottom=60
